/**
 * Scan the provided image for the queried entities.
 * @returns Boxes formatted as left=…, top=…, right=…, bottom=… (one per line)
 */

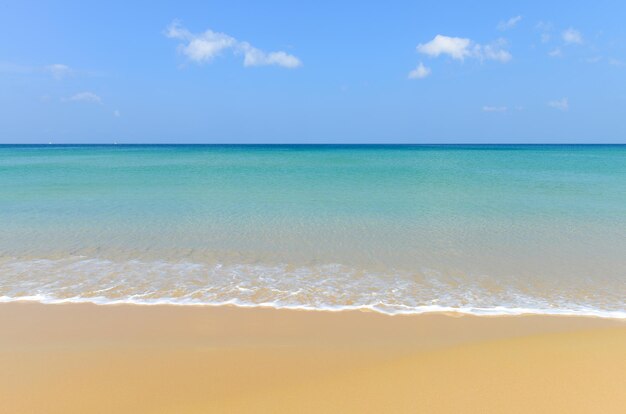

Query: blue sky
left=1, top=0, right=625, bottom=143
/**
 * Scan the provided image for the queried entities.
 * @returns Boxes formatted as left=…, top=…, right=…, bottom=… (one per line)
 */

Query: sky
left=1, top=0, right=626, bottom=143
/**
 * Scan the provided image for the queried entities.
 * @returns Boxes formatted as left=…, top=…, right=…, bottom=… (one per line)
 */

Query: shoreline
left=1, top=302, right=625, bottom=413
left=1, top=297, right=624, bottom=319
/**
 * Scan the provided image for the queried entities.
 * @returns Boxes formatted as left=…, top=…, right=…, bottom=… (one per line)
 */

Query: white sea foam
left=0, top=256, right=624, bottom=319
left=1, top=294, right=625, bottom=319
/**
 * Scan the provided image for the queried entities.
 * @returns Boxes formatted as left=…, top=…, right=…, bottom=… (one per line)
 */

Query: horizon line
left=2, top=143, right=626, bottom=146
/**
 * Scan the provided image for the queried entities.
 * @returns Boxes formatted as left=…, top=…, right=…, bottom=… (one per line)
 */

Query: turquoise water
left=1, top=145, right=625, bottom=317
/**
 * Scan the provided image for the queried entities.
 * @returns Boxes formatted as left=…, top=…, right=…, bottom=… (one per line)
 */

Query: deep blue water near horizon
left=3, top=143, right=625, bottom=148
left=1, top=144, right=625, bottom=317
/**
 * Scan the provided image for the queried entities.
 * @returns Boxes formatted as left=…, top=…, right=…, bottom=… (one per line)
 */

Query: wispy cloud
left=477, top=39, right=512, bottom=62
left=407, top=62, right=431, bottom=79
left=45, top=64, right=72, bottom=80
left=0, top=62, right=88, bottom=80
left=482, top=106, right=507, bottom=112
left=548, top=48, right=563, bottom=58
left=417, top=35, right=511, bottom=63
left=562, top=28, right=583, bottom=45
left=165, top=20, right=302, bottom=68
left=113, top=109, right=121, bottom=117
left=497, top=15, right=522, bottom=31
left=64, top=92, right=102, bottom=104
left=0, top=62, right=34, bottom=74
left=536, top=21, right=553, bottom=43
left=548, top=98, right=569, bottom=111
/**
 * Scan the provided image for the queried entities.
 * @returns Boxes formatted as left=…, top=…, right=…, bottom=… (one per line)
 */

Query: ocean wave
left=1, top=294, right=625, bottom=319
left=0, top=256, right=624, bottom=319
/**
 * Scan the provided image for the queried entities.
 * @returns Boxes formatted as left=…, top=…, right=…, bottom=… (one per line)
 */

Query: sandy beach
left=3, top=0, right=626, bottom=411
left=0, top=302, right=624, bottom=413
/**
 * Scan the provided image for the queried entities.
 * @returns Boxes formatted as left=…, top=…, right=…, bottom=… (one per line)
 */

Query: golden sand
left=0, top=302, right=624, bottom=413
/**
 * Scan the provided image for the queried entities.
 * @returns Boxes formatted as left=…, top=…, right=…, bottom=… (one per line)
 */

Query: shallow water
left=1, top=144, right=625, bottom=317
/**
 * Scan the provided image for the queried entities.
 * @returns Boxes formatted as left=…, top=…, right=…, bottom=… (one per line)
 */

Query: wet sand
left=0, top=302, right=624, bottom=413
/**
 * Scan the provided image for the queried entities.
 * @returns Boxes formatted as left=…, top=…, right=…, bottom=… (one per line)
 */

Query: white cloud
left=475, top=39, right=512, bottom=62
left=0, top=62, right=33, bottom=74
left=482, top=106, right=507, bottom=112
left=165, top=20, right=301, bottom=68
left=113, top=109, right=121, bottom=117
left=609, top=58, right=624, bottom=67
left=535, top=22, right=553, bottom=43
left=536, top=21, right=552, bottom=31
left=417, top=35, right=511, bottom=62
left=65, top=92, right=102, bottom=104
left=45, top=64, right=72, bottom=80
left=239, top=43, right=302, bottom=68
left=165, top=22, right=236, bottom=63
left=417, top=35, right=471, bottom=60
left=548, top=98, right=569, bottom=111
left=497, top=15, right=522, bottom=31
left=562, top=28, right=583, bottom=45
left=1, top=62, right=92, bottom=79
left=407, top=62, right=431, bottom=79
left=548, top=48, right=563, bottom=57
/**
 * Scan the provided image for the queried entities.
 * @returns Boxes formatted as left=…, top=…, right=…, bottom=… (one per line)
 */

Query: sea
left=1, top=144, right=624, bottom=318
